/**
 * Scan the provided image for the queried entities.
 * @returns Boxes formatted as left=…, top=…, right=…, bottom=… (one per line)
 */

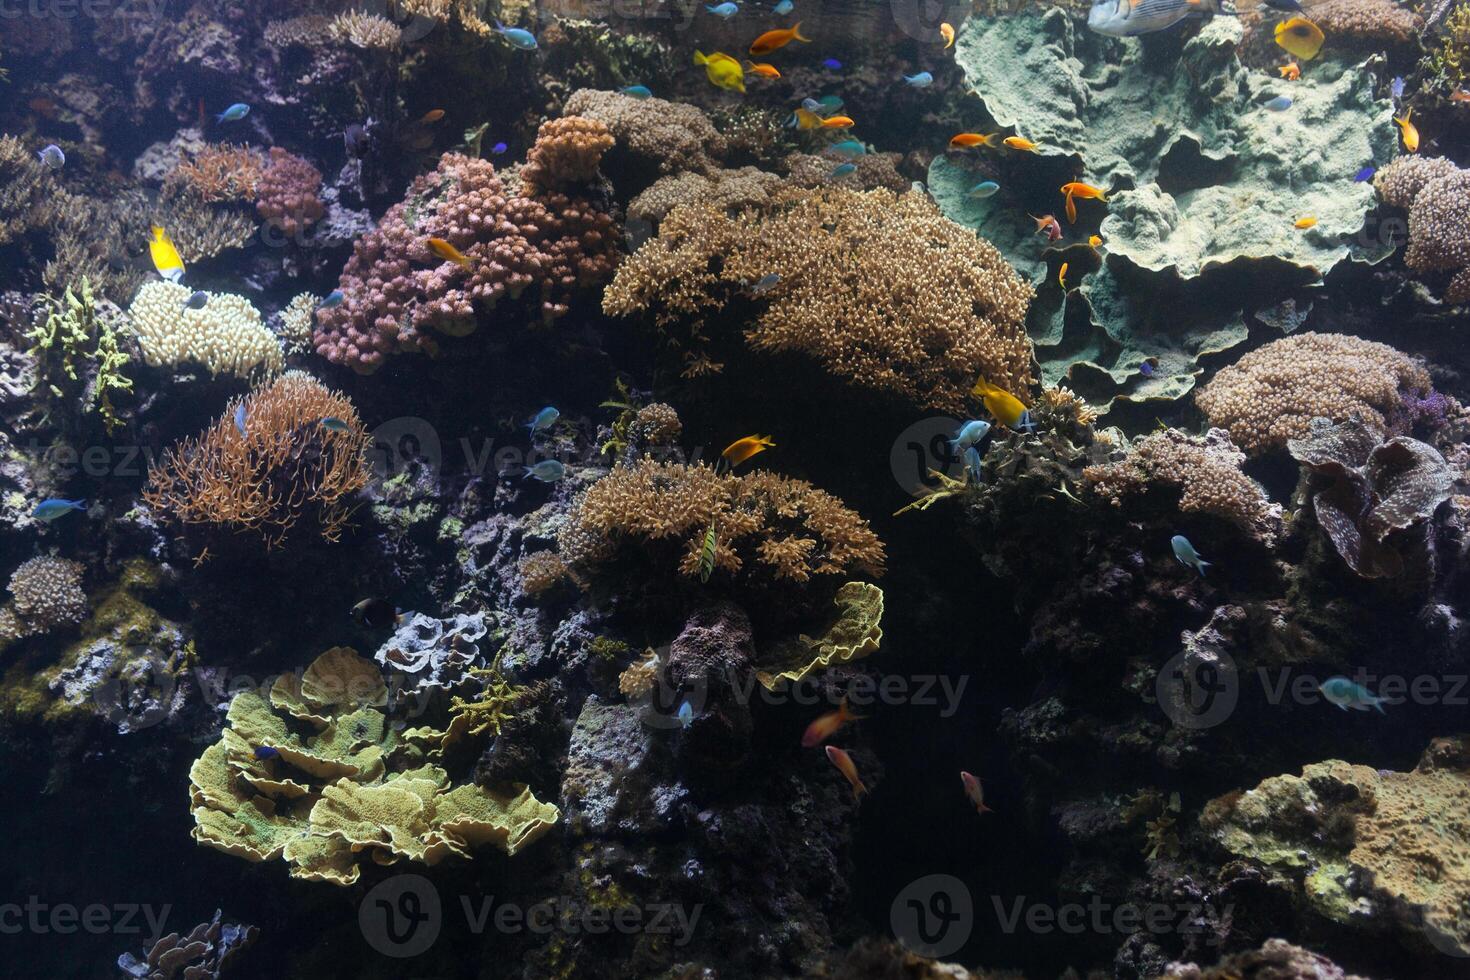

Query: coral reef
left=1308, top=0, right=1422, bottom=50
left=0, top=556, right=87, bottom=646
left=605, top=185, right=1033, bottom=411
left=169, top=144, right=264, bottom=203
left=116, top=909, right=257, bottom=979
left=1196, top=333, right=1434, bottom=453
left=519, top=116, right=614, bottom=194
left=143, top=373, right=372, bottom=547
left=1162, top=939, right=1368, bottom=980
left=129, top=282, right=284, bottom=379
left=563, top=89, right=728, bottom=177
left=1374, top=155, right=1470, bottom=304
left=256, top=147, right=325, bottom=238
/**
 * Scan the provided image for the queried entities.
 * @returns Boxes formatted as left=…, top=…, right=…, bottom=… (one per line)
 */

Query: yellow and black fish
left=698, top=522, right=718, bottom=583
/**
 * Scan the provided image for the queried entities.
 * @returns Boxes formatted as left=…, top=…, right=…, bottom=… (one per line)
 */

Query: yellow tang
left=148, top=225, right=185, bottom=283
left=721, top=434, right=774, bottom=467
left=971, top=377, right=1028, bottom=429
left=694, top=51, right=745, bottom=93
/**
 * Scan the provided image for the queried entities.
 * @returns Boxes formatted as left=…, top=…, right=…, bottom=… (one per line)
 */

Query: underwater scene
left=2, top=0, right=1470, bottom=977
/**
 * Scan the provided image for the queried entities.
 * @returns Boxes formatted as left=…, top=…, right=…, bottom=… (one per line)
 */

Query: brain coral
left=313, top=147, right=621, bottom=373
left=1375, top=155, right=1470, bottom=304
left=603, top=185, right=1034, bottom=413
left=1195, top=333, right=1432, bottom=453
left=129, top=282, right=283, bottom=378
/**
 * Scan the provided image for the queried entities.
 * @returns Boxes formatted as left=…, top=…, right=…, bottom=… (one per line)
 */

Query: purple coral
left=256, top=146, right=325, bottom=238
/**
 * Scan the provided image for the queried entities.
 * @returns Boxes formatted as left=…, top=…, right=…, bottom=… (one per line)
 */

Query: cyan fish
left=706, top=1, right=738, bottom=16
left=1264, top=96, right=1293, bottom=111
left=234, top=402, right=247, bottom=438
left=37, top=144, right=65, bottom=170
left=31, top=498, right=85, bottom=521
left=903, top=72, right=933, bottom=87
left=775, top=0, right=793, bottom=11
left=493, top=20, right=538, bottom=49
left=677, top=700, right=694, bottom=727
left=949, top=419, right=991, bottom=452
left=527, top=406, right=559, bottom=432
left=215, top=103, right=250, bottom=123
left=829, top=162, right=857, bottom=179
left=967, top=180, right=1000, bottom=199
left=1087, top=0, right=1236, bottom=37
left=1319, top=676, right=1388, bottom=714
left=748, top=273, right=781, bottom=295
left=964, top=446, right=984, bottom=483
left=828, top=140, right=866, bottom=158
left=524, top=460, right=566, bottom=482
left=320, top=289, right=345, bottom=308
left=819, top=95, right=843, bottom=111
left=319, top=416, right=350, bottom=432
left=183, top=290, right=209, bottom=310
left=1171, top=534, right=1210, bottom=576
left=621, top=85, right=653, bottom=99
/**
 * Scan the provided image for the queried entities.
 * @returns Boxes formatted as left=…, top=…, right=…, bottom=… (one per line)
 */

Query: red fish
left=801, top=699, right=863, bottom=747
left=825, top=745, right=867, bottom=800
left=960, top=771, right=992, bottom=814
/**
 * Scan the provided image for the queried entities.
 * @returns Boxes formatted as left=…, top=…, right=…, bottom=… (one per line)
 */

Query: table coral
left=1374, top=155, right=1470, bottom=304
left=188, top=647, right=559, bottom=885
left=143, top=373, right=372, bottom=547
left=129, top=282, right=283, bottom=379
left=1196, top=332, right=1433, bottom=453
left=313, top=147, right=621, bottom=373
left=604, top=185, right=1034, bottom=413
left=256, top=147, right=325, bottom=238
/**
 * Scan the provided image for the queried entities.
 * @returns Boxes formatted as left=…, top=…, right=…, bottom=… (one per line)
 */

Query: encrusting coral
left=129, top=282, right=284, bottom=378
left=0, top=556, right=87, bottom=647
left=143, top=373, right=372, bottom=547
left=604, top=185, right=1034, bottom=413
left=188, top=647, right=559, bottom=886
left=1195, top=333, right=1433, bottom=453
left=559, top=459, right=886, bottom=585
left=256, top=147, right=325, bottom=238
left=1307, top=0, right=1422, bottom=48
left=1374, top=155, right=1470, bottom=304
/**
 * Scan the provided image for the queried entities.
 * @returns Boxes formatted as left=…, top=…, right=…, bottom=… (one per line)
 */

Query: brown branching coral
left=520, top=116, right=615, bottom=195
left=782, top=151, right=909, bottom=192
left=627, top=167, right=783, bottom=225
left=1196, top=333, right=1433, bottom=453
left=169, top=144, right=264, bottom=203
left=560, top=459, right=886, bottom=585
left=519, top=552, right=568, bottom=595
left=1374, top=155, right=1470, bottom=304
left=143, top=373, right=372, bottom=547
left=1084, top=428, right=1283, bottom=544
left=0, top=135, right=63, bottom=246
left=563, top=89, right=727, bottom=175
left=604, top=185, right=1034, bottom=413
left=0, top=556, right=87, bottom=646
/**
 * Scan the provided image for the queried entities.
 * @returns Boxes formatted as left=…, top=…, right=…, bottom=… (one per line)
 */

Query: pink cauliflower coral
left=256, top=147, right=325, bottom=238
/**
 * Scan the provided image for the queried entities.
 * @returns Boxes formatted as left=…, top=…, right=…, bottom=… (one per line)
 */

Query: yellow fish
left=971, top=376, right=1029, bottom=430
left=721, top=434, right=775, bottom=467
left=1003, top=136, right=1039, bottom=152
left=940, top=22, right=954, bottom=49
left=148, top=225, right=185, bottom=283
left=427, top=237, right=472, bottom=268
left=1294, top=216, right=1317, bottom=229
left=1088, top=234, right=1104, bottom=249
left=794, top=108, right=826, bottom=130
left=1275, top=17, right=1324, bottom=62
left=745, top=61, right=781, bottom=79
left=1058, top=262, right=1069, bottom=288
left=1395, top=108, right=1419, bottom=153
left=694, top=50, right=745, bottom=93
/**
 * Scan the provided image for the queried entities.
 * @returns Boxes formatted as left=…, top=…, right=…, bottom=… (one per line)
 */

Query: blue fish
left=967, top=180, right=1000, bottom=199
left=1391, top=76, right=1405, bottom=100
left=829, top=162, right=857, bottom=179
left=523, top=460, right=566, bottom=482
left=964, top=445, right=984, bottom=483
left=822, top=58, right=842, bottom=70
left=677, top=700, right=694, bottom=727
left=827, top=139, right=866, bottom=158
left=949, top=419, right=991, bottom=452
left=493, top=20, right=538, bottom=49
left=706, top=1, right=738, bottom=16
left=320, top=289, right=345, bottom=308
left=37, top=144, right=65, bottom=170
left=183, top=290, right=209, bottom=310
left=1015, top=410, right=1038, bottom=435
left=1264, top=96, right=1293, bottom=111
left=903, top=72, right=933, bottom=88
left=802, top=98, right=822, bottom=112
left=1171, top=534, right=1210, bottom=576
left=491, top=142, right=508, bottom=155
left=319, top=416, right=350, bottom=432
left=621, top=85, right=653, bottom=99
left=748, top=273, right=781, bottom=295
left=215, top=103, right=250, bottom=123
left=1353, top=167, right=1376, bottom=183
left=775, top=0, right=793, bottom=11
left=234, top=402, right=247, bottom=438
left=254, top=745, right=280, bottom=760
left=1318, top=676, right=1388, bottom=714
left=1139, top=360, right=1156, bottom=378
left=31, top=498, right=85, bottom=521
left=527, top=406, right=560, bottom=432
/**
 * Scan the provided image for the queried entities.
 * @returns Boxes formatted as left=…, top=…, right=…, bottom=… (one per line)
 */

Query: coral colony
left=2, top=1, right=1470, bottom=978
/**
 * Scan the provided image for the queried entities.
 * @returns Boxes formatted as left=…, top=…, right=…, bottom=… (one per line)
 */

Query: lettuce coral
left=188, top=647, right=559, bottom=886
left=755, top=581, right=884, bottom=689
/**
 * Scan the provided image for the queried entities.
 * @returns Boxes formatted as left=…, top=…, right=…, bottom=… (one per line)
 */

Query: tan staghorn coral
left=518, top=551, right=568, bottom=594
left=782, top=150, right=909, bottom=193
left=563, top=89, right=727, bottom=175
left=1375, top=155, right=1470, bottom=304
left=326, top=11, right=402, bottom=49
left=629, top=402, right=682, bottom=448
left=129, top=281, right=283, bottom=378
left=628, top=167, right=783, bottom=225
left=143, top=373, right=372, bottom=547
left=560, top=459, right=885, bottom=585
left=0, top=556, right=87, bottom=646
left=278, top=292, right=318, bottom=353
left=0, top=135, right=63, bottom=247
left=519, top=116, right=614, bottom=194
left=1084, top=428, right=1283, bottom=544
left=1195, top=333, right=1432, bottom=453
left=604, top=185, right=1034, bottom=413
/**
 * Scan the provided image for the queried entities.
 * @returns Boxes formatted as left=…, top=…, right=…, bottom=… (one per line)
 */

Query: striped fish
left=1087, top=0, right=1236, bottom=37
left=698, top=522, right=718, bottom=583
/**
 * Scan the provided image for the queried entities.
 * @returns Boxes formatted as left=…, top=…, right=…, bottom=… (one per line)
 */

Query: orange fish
left=820, top=115, right=855, bottom=129
left=750, top=23, right=810, bottom=56
left=1394, top=108, right=1420, bottom=153
left=1088, top=234, right=1104, bottom=249
left=940, top=22, right=955, bottom=49
left=801, top=699, right=863, bottom=748
left=1058, top=262, right=1069, bottom=288
left=1060, top=181, right=1108, bottom=202
left=1294, top=216, right=1317, bottom=229
left=418, top=109, right=446, bottom=123
left=1451, top=90, right=1470, bottom=103
left=1065, top=194, right=1077, bottom=224
left=950, top=132, right=1002, bottom=149
left=1279, top=62, right=1301, bottom=81
left=426, top=238, right=472, bottom=268
left=960, top=771, right=992, bottom=814
left=825, top=745, right=867, bottom=801
left=721, top=434, right=775, bottom=466
left=745, top=61, right=781, bottom=79
left=1003, top=136, right=1039, bottom=152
